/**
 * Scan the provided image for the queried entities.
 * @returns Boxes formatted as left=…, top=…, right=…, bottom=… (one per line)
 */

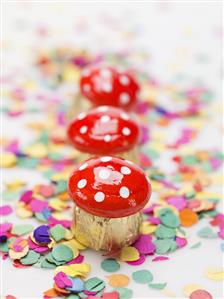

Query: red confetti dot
left=190, top=289, right=213, bottom=299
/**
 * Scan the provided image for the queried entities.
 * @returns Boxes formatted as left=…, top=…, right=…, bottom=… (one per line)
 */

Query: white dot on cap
left=102, top=82, right=112, bottom=93
left=119, top=75, right=130, bottom=85
left=121, top=166, right=131, bottom=175
left=79, top=163, right=88, bottom=170
left=100, top=115, right=111, bottom=123
left=94, top=191, right=105, bottom=202
left=97, top=106, right=109, bottom=112
left=99, top=169, right=110, bottom=180
left=119, top=92, right=130, bottom=105
left=122, top=127, right=131, bottom=136
left=120, top=112, right=129, bottom=120
left=77, top=112, right=86, bottom=120
left=104, top=134, right=112, bottom=142
left=101, top=156, right=112, bottom=162
left=83, top=84, right=91, bottom=92
left=119, top=186, right=130, bottom=198
left=77, top=179, right=87, bottom=189
left=80, top=126, right=88, bottom=134
left=100, top=68, right=111, bottom=78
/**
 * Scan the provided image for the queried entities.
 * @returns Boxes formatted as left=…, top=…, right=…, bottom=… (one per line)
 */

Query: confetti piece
left=108, top=274, right=130, bottom=287
left=67, top=277, right=84, bottom=293
left=205, top=268, right=224, bottom=281
left=179, top=208, right=198, bottom=227
left=20, top=250, right=40, bottom=265
left=190, top=242, right=201, bottom=249
left=133, top=234, right=156, bottom=255
left=12, top=224, right=34, bottom=236
left=113, top=287, right=133, bottom=299
left=55, top=263, right=91, bottom=278
left=189, top=289, right=213, bottom=299
left=84, top=277, right=106, bottom=292
left=148, top=282, right=167, bottom=290
left=126, top=255, right=146, bottom=266
left=119, top=247, right=140, bottom=262
left=197, top=227, right=217, bottom=239
left=101, top=258, right=120, bottom=272
left=52, top=244, right=74, bottom=262
left=152, top=256, right=169, bottom=262
left=33, top=225, right=51, bottom=244
left=50, top=224, right=66, bottom=242
left=0, top=205, right=13, bottom=216
left=155, top=225, right=176, bottom=239
left=101, top=292, right=119, bottom=299
left=54, top=271, right=72, bottom=289
left=158, top=208, right=180, bottom=228
left=0, top=153, right=17, bottom=167
left=132, top=269, right=153, bottom=284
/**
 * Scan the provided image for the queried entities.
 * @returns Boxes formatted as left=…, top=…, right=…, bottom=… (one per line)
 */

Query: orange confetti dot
left=43, top=288, right=60, bottom=298
left=108, top=274, right=130, bottom=287
left=180, top=208, right=198, bottom=227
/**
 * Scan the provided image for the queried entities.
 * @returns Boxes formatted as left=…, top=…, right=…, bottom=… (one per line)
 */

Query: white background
left=1, top=1, right=223, bottom=299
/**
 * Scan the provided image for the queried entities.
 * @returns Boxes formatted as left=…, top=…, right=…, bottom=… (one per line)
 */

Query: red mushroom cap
left=67, top=106, right=140, bottom=155
left=80, top=66, right=139, bottom=109
left=68, top=156, right=151, bottom=218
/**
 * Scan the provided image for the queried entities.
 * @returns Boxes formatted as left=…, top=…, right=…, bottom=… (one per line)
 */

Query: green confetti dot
left=190, top=242, right=201, bottom=249
left=50, top=224, right=66, bottom=242
left=40, top=258, right=56, bottom=269
left=52, top=244, right=74, bottom=262
left=55, top=180, right=67, bottom=193
left=20, top=250, right=40, bottom=265
left=84, top=277, right=106, bottom=292
left=155, top=224, right=176, bottom=239
left=132, top=270, right=153, bottom=284
left=154, top=239, right=171, bottom=254
left=101, top=258, right=120, bottom=272
left=197, top=227, right=217, bottom=238
left=114, top=287, right=133, bottom=299
left=158, top=208, right=180, bottom=228
left=12, top=224, right=34, bottom=236
left=148, top=282, right=167, bottom=290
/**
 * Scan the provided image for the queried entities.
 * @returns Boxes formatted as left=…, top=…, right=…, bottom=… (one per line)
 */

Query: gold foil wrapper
left=72, top=207, right=142, bottom=251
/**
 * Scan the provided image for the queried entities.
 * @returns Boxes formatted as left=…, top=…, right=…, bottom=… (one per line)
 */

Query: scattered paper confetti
left=132, top=270, right=153, bottom=284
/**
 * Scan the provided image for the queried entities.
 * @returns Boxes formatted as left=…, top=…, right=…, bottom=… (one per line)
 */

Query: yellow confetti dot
left=55, top=263, right=91, bottom=278
left=108, top=274, right=130, bottom=287
left=24, top=143, right=48, bottom=158
left=64, top=238, right=87, bottom=250
left=0, top=153, right=17, bottom=168
left=16, top=206, right=33, bottom=218
left=5, top=179, right=26, bottom=190
left=140, top=222, right=157, bottom=234
left=119, top=246, right=140, bottom=262
left=49, top=199, right=68, bottom=212
left=51, top=172, right=70, bottom=181
left=183, top=284, right=203, bottom=296
left=9, top=246, right=29, bottom=260
left=64, top=229, right=74, bottom=240
left=205, top=268, right=224, bottom=281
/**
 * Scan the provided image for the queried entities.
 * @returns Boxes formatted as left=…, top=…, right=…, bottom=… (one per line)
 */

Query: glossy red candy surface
left=80, top=66, right=139, bottom=109
left=68, top=156, right=151, bottom=218
left=67, top=106, right=139, bottom=155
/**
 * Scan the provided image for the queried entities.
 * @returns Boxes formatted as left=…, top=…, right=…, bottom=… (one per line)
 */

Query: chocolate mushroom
left=67, top=106, right=140, bottom=162
left=68, top=156, right=151, bottom=251
left=80, top=66, right=139, bottom=110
